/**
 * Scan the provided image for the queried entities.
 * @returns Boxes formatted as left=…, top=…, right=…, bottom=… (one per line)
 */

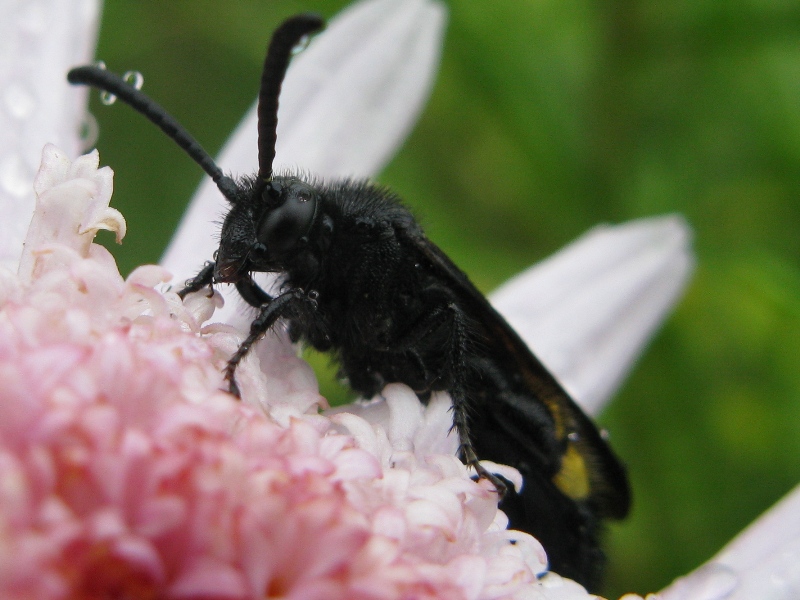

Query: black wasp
left=69, top=12, right=630, bottom=590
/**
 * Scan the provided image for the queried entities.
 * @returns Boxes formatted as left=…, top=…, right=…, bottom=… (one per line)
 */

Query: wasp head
left=214, top=176, right=323, bottom=282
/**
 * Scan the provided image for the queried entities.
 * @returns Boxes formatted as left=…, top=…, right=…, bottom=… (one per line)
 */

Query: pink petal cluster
left=0, top=145, right=565, bottom=599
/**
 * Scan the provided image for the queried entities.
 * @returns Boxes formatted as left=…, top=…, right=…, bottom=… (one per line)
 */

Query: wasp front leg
left=177, top=262, right=215, bottom=299
left=224, top=286, right=317, bottom=398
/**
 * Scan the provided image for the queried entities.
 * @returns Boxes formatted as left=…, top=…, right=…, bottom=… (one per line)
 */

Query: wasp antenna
left=258, top=13, right=325, bottom=184
left=67, top=66, right=239, bottom=202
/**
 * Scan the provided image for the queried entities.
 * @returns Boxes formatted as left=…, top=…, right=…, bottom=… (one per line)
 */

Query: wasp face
left=214, top=176, right=320, bottom=283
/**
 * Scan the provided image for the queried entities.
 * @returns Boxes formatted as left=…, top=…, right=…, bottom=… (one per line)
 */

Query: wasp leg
left=393, top=297, right=507, bottom=498
left=177, top=262, right=215, bottom=299
left=235, top=276, right=273, bottom=308
left=224, top=288, right=315, bottom=398
left=438, top=302, right=508, bottom=498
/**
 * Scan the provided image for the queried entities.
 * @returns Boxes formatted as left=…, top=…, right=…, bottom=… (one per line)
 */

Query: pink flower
left=0, top=144, right=548, bottom=600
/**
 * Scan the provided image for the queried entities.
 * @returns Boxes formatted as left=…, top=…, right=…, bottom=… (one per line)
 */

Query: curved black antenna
left=68, top=66, right=239, bottom=202
left=258, top=14, right=325, bottom=183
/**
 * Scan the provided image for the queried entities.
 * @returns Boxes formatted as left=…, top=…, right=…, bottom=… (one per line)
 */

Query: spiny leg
left=224, top=288, right=316, bottom=397
left=418, top=299, right=508, bottom=498
left=177, top=262, right=215, bottom=299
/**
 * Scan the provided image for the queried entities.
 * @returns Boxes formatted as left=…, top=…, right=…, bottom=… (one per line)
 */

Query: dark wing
left=401, top=228, right=631, bottom=520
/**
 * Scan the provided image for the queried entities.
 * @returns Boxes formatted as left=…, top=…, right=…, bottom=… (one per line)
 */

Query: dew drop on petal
left=3, top=81, right=37, bottom=120
left=16, top=0, right=47, bottom=35
left=0, top=155, right=33, bottom=198
left=77, top=0, right=97, bottom=22
left=661, top=563, right=738, bottom=600
left=770, top=573, right=786, bottom=588
left=79, top=112, right=100, bottom=151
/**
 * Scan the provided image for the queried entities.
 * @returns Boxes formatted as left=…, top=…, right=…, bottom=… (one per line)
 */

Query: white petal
left=0, top=0, right=101, bottom=272
left=661, top=483, right=800, bottom=600
left=713, top=483, right=800, bottom=574
left=272, top=0, right=446, bottom=179
left=490, top=214, right=694, bottom=416
left=659, top=564, right=739, bottom=600
left=161, top=0, right=447, bottom=309
left=382, top=382, right=426, bottom=452
left=18, top=145, right=121, bottom=281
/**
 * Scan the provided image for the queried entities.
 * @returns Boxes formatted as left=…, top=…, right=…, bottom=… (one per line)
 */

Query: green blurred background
left=89, top=1, right=800, bottom=596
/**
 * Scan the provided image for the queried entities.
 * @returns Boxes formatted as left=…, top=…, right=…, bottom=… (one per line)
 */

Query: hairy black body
left=68, top=12, right=630, bottom=591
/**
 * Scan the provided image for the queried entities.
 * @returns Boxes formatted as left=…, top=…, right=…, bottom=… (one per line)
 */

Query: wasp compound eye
left=257, top=182, right=318, bottom=254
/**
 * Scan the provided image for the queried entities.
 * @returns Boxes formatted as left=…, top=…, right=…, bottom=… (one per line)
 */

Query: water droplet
left=79, top=112, right=99, bottom=151
left=599, top=428, right=610, bottom=441
left=0, top=155, right=33, bottom=198
left=291, top=35, right=311, bottom=55
left=567, top=432, right=580, bottom=442
left=666, top=563, right=738, bottom=600
left=3, top=82, right=36, bottom=120
left=123, top=70, right=144, bottom=90
left=100, top=70, right=144, bottom=105
left=17, top=1, right=47, bottom=35
left=770, top=573, right=786, bottom=588
left=100, top=91, right=116, bottom=105
left=93, top=60, right=107, bottom=70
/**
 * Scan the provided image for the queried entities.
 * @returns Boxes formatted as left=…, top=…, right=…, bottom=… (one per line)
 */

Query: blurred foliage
left=89, top=0, right=800, bottom=596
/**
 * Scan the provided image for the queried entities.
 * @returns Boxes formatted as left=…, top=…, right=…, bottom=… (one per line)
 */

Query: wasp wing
left=404, top=230, right=630, bottom=514
left=400, top=227, right=631, bottom=587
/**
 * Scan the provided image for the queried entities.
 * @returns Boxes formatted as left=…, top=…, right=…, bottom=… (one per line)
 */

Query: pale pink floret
left=0, top=146, right=561, bottom=600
